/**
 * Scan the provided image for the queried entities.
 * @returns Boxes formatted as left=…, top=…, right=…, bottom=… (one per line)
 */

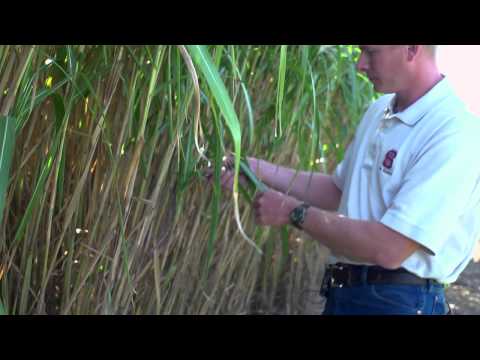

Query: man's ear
left=406, top=45, right=419, bottom=61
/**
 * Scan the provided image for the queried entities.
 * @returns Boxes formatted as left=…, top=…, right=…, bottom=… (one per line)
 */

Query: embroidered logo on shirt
left=382, top=150, right=397, bottom=174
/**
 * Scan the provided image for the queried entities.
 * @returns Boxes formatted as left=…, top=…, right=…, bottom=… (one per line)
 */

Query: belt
left=321, top=263, right=442, bottom=291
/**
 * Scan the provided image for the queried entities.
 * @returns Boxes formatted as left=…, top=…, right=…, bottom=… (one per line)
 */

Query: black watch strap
left=289, top=203, right=310, bottom=229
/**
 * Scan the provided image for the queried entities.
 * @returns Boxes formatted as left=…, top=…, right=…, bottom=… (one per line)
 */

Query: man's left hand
left=252, top=190, right=301, bottom=227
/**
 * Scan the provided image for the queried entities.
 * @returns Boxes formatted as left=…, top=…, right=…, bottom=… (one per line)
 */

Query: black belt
left=321, top=263, right=442, bottom=293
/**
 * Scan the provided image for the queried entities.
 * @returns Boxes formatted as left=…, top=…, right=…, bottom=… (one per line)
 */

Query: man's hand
left=204, top=155, right=246, bottom=192
left=204, top=155, right=262, bottom=193
left=252, top=190, right=301, bottom=227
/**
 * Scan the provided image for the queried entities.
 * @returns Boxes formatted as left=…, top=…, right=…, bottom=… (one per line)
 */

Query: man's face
left=356, top=45, right=408, bottom=93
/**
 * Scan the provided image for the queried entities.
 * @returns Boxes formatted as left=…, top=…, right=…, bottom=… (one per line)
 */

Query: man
left=214, top=45, right=480, bottom=315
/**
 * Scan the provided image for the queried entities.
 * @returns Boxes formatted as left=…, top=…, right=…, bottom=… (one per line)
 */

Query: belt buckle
left=320, top=267, right=335, bottom=296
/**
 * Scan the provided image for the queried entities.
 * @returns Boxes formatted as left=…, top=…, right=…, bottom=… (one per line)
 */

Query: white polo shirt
left=330, top=76, right=480, bottom=284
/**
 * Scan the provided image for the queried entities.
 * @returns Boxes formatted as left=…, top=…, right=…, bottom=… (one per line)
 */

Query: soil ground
left=445, top=259, right=480, bottom=315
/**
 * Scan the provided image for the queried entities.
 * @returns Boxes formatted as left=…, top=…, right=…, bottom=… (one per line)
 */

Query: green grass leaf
left=0, top=116, right=16, bottom=226
left=0, top=298, right=6, bottom=315
left=0, top=115, right=15, bottom=315
left=275, top=45, right=288, bottom=138
left=227, top=53, right=255, bottom=149
left=239, top=159, right=267, bottom=193
left=186, top=45, right=262, bottom=254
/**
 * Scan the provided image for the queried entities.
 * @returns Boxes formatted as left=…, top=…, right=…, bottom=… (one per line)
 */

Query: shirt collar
left=384, top=75, right=454, bottom=126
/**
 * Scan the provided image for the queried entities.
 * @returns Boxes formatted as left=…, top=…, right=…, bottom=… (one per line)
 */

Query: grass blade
left=275, top=45, right=287, bottom=138
left=227, top=54, right=255, bottom=149
left=0, top=115, right=15, bottom=315
left=186, top=45, right=262, bottom=255
left=0, top=116, right=15, bottom=225
left=0, top=299, right=5, bottom=315
left=239, top=159, right=267, bottom=193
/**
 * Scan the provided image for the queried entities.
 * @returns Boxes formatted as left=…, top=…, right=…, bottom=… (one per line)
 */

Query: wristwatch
left=289, top=203, right=310, bottom=229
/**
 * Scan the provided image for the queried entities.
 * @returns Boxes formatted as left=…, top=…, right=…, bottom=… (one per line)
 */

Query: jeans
left=322, top=281, right=450, bottom=315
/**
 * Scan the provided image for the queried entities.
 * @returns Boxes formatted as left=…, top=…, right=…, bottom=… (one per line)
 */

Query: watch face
left=290, top=204, right=308, bottom=228
left=292, top=207, right=304, bottom=223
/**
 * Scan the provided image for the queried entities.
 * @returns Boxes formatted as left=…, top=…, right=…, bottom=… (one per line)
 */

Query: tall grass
left=0, top=45, right=376, bottom=314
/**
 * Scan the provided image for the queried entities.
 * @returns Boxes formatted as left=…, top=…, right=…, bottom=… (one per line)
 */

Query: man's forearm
left=251, top=158, right=342, bottom=211
left=250, top=179, right=423, bottom=269
left=300, top=207, right=420, bottom=269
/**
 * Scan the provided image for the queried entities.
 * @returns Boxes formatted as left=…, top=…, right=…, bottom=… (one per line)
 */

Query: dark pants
left=321, top=265, right=451, bottom=315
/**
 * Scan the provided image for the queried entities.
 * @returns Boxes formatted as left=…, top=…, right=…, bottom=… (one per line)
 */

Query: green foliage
left=0, top=45, right=375, bottom=314
left=0, top=116, right=15, bottom=226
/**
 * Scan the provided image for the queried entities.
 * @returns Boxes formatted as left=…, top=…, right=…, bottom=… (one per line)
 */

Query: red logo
left=382, top=150, right=397, bottom=169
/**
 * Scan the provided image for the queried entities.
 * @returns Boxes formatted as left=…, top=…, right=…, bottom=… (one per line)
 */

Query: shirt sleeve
left=380, top=128, right=480, bottom=256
